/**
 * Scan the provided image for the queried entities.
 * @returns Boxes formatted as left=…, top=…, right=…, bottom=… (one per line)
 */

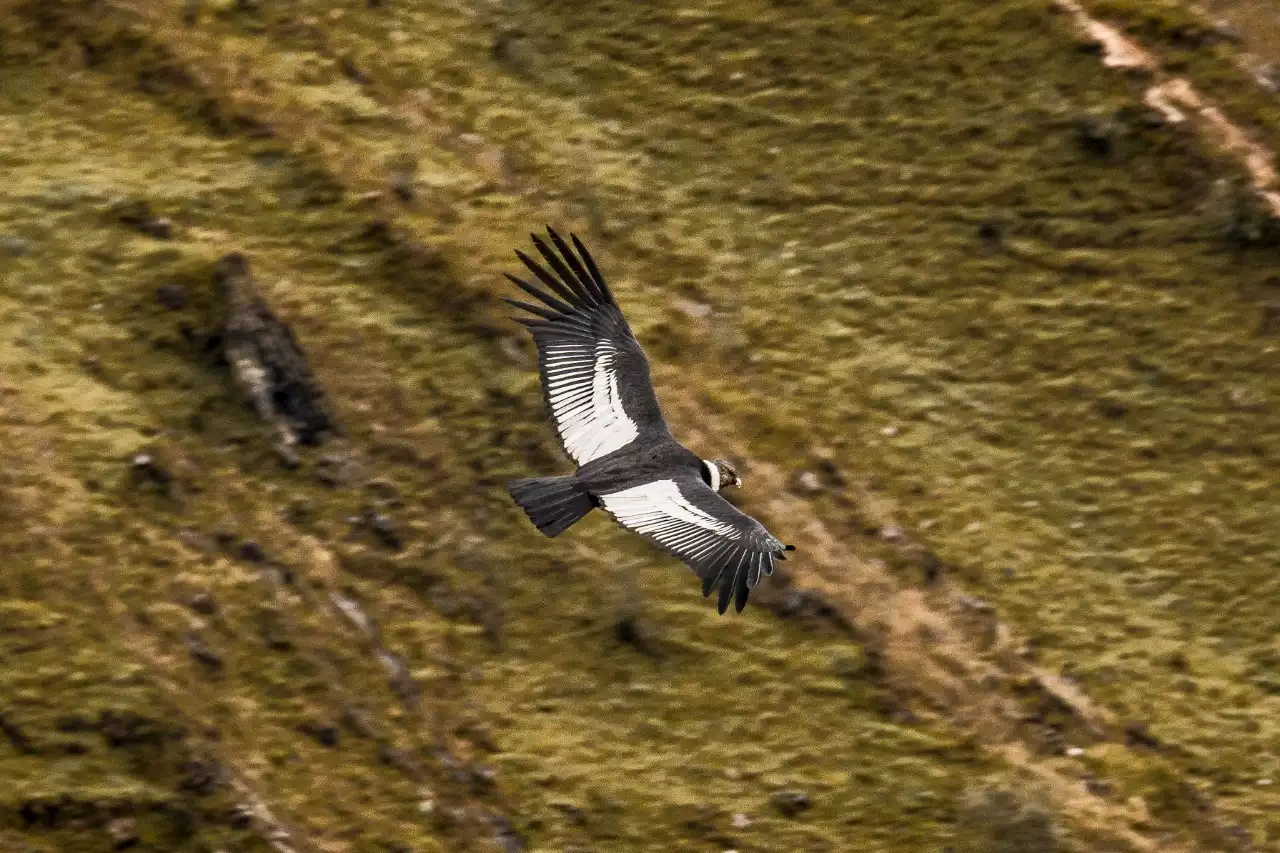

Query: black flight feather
left=515, top=247, right=584, bottom=304
left=571, top=232, right=613, bottom=303
left=717, top=561, right=736, bottom=614
left=735, top=563, right=752, bottom=613
left=530, top=234, right=594, bottom=306
left=503, top=272, right=576, bottom=315
left=547, top=227, right=606, bottom=305
left=501, top=297, right=560, bottom=322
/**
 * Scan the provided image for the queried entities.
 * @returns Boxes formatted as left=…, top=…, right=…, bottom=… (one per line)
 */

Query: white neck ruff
left=702, top=459, right=720, bottom=492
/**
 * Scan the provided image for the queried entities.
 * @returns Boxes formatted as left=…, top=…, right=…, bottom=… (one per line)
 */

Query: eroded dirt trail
left=1058, top=0, right=1280, bottom=212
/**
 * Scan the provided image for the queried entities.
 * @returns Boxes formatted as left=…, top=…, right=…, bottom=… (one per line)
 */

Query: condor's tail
left=508, top=475, right=594, bottom=537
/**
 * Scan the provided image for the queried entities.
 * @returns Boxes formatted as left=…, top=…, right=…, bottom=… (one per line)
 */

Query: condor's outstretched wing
left=598, top=473, right=794, bottom=613
left=503, top=227, right=673, bottom=466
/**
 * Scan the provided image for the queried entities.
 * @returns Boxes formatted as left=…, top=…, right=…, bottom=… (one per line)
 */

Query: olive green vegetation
left=0, top=1, right=1276, bottom=852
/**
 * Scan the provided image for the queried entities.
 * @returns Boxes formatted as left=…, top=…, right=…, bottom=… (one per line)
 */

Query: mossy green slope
left=1, top=0, right=1277, bottom=851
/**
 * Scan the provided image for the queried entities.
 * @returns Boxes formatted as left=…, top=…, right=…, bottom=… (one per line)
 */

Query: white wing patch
left=545, top=341, right=639, bottom=465
left=600, top=479, right=741, bottom=555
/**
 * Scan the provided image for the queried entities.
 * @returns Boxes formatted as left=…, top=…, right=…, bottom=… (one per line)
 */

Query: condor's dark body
left=507, top=441, right=708, bottom=539
left=578, top=442, right=708, bottom=495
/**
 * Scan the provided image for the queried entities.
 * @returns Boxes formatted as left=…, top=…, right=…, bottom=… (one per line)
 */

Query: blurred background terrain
left=0, top=1, right=1277, bottom=851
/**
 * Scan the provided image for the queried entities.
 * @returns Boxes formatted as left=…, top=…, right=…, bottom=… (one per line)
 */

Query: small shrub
left=954, top=785, right=1058, bottom=853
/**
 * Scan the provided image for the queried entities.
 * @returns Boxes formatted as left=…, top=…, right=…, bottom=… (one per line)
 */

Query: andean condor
left=503, top=228, right=794, bottom=613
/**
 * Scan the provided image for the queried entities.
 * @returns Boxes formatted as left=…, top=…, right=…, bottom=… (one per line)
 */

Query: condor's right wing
left=503, top=227, right=675, bottom=466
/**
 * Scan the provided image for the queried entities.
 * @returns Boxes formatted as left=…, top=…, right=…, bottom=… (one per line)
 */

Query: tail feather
left=508, top=475, right=594, bottom=537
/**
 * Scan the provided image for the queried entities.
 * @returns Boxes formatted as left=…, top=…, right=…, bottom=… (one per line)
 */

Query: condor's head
left=701, top=458, right=742, bottom=492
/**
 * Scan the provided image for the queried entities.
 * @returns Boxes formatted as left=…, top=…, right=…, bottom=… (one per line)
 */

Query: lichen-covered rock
left=214, top=252, right=336, bottom=465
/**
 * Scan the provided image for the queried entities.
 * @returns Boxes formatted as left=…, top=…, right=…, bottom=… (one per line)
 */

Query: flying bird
left=502, top=227, right=794, bottom=613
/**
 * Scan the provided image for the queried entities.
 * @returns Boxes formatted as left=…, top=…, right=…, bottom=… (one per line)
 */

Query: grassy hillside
left=0, top=1, right=1276, bottom=852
